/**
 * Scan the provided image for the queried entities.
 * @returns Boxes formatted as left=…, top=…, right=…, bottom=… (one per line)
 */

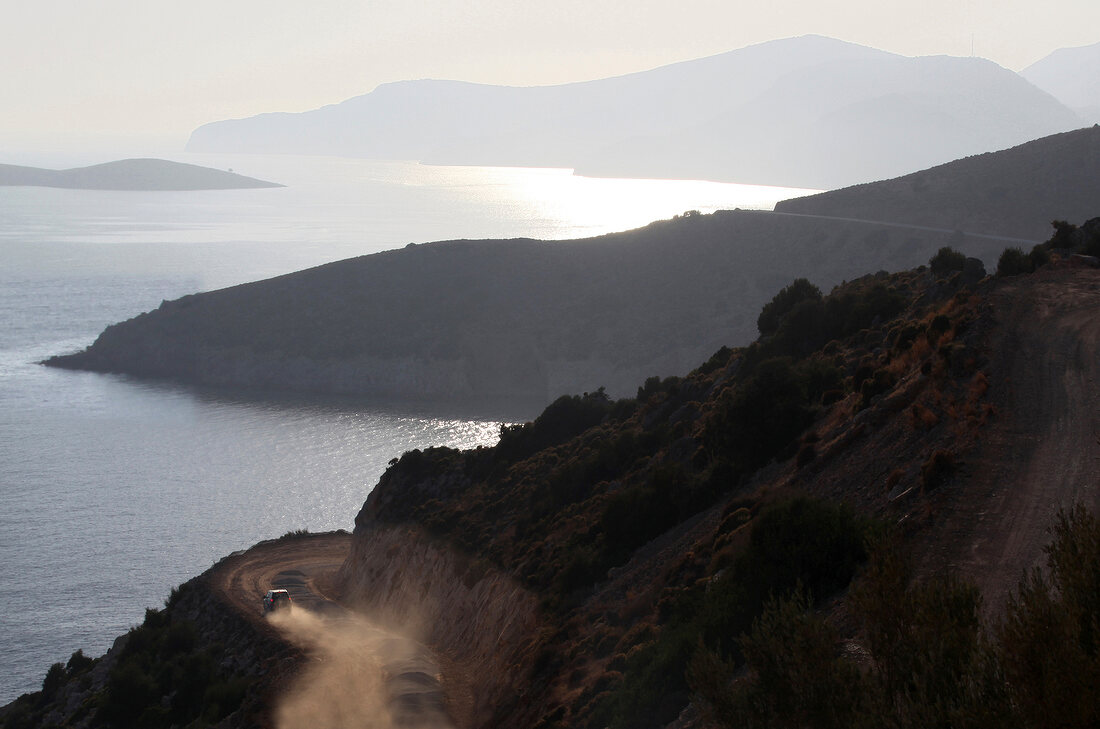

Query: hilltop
left=0, top=158, right=283, bottom=191
left=12, top=235, right=1100, bottom=728
left=775, top=125, right=1100, bottom=240
left=186, top=35, right=1080, bottom=189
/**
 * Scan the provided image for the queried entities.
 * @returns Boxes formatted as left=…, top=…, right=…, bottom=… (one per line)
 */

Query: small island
left=0, top=158, right=283, bottom=190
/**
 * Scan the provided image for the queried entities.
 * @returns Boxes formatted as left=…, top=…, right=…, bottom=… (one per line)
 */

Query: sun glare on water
left=395, top=162, right=820, bottom=240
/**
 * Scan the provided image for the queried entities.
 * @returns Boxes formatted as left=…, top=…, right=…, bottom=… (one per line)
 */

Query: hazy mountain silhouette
left=1023, top=40, right=1100, bottom=123
left=775, top=125, right=1100, bottom=240
left=186, top=35, right=1082, bottom=188
left=0, top=158, right=283, bottom=190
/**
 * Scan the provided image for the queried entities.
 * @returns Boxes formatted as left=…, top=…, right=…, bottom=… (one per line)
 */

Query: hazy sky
left=4, top=0, right=1100, bottom=152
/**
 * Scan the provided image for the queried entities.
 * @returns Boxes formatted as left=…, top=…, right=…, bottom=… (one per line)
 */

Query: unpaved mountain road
left=210, top=532, right=459, bottom=728
left=212, top=532, right=351, bottom=619
left=925, top=265, right=1100, bottom=610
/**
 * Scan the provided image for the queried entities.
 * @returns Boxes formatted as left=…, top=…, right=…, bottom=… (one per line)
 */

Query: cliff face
left=335, top=521, right=541, bottom=729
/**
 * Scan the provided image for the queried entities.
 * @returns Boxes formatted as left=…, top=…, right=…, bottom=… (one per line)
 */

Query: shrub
left=1049, top=219, right=1078, bottom=249
left=1029, top=243, right=1051, bottom=270
left=998, top=505, right=1100, bottom=728
left=705, top=358, right=816, bottom=469
left=701, top=589, right=864, bottom=729
left=930, top=246, right=967, bottom=277
left=497, top=389, right=613, bottom=462
left=757, top=278, right=822, bottom=336
left=997, top=247, right=1033, bottom=276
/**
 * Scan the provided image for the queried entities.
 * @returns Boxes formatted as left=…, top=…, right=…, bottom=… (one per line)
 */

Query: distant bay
left=0, top=153, right=815, bottom=702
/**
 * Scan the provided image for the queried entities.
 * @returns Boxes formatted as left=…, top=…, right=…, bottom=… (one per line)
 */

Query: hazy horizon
left=4, top=1, right=1100, bottom=156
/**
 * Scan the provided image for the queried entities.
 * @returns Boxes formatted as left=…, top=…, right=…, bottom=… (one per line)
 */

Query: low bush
left=930, top=246, right=967, bottom=277
left=997, top=247, right=1033, bottom=276
left=694, top=506, right=1100, bottom=729
left=757, top=278, right=822, bottom=337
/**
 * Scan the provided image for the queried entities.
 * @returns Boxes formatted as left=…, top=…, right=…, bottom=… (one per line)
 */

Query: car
left=262, top=589, right=292, bottom=614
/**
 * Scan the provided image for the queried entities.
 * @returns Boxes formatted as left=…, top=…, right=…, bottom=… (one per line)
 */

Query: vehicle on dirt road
left=262, top=589, right=292, bottom=614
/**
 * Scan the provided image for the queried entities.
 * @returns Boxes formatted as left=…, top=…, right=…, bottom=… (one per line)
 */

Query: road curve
left=209, top=532, right=456, bottom=728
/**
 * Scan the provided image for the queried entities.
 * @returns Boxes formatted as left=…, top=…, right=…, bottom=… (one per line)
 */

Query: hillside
left=333, top=250, right=1100, bottom=729
left=774, top=126, right=1100, bottom=240
left=185, top=35, right=1081, bottom=189
left=13, top=239, right=1100, bottom=728
left=44, top=210, right=1015, bottom=405
left=1023, top=40, right=1100, bottom=123
left=0, top=158, right=283, bottom=190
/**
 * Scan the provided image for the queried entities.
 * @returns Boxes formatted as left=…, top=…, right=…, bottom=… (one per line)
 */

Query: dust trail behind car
left=269, top=606, right=454, bottom=729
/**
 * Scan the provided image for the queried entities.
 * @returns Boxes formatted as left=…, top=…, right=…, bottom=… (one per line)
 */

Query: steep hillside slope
left=775, top=126, right=1100, bottom=240
left=333, top=252, right=1100, bottom=728
left=0, top=158, right=282, bottom=190
left=45, top=210, right=1009, bottom=404
left=186, top=36, right=1080, bottom=189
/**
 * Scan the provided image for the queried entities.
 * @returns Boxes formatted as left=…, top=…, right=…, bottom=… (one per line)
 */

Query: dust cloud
left=268, top=607, right=454, bottom=729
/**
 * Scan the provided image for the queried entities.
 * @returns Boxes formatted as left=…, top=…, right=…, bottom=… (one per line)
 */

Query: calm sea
left=0, top=152, right=814, bottom=702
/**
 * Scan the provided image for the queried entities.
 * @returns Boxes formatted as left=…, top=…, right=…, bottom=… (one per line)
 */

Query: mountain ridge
left=186, top=35, right=1081, bottom=188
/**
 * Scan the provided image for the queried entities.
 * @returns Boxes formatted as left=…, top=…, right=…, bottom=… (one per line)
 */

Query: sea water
left=0, top=153, right=815, bottom=702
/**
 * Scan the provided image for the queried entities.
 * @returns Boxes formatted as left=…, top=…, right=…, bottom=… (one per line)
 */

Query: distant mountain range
left=1023, top=41, right=1100, bottom=123
left=186, top=35, right=1084, bottom=189
left=0, top=158, right=283, bottom=190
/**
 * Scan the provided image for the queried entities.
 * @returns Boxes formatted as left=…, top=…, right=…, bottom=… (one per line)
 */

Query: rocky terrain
left=0, top=158, right=282, bottom=190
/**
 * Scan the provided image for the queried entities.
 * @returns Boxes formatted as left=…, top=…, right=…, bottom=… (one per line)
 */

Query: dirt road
left=927, top=265, right=1100, bottom=610
left=210, top=532, right=456, bottom=729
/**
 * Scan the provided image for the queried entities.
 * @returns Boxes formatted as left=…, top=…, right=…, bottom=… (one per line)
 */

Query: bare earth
left=923, top=266, right=1100, bottom=610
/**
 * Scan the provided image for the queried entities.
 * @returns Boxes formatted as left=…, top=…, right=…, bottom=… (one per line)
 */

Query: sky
left=3, top=0, right=1100, bottom=154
